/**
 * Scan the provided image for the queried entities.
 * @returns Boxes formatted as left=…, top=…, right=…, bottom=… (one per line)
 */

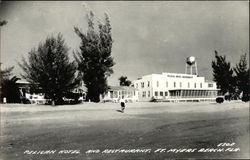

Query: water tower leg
left=195, top=62, right=198, bottom=75
left=191, top=65, right=193, bottom=75
left=185, top=63, right=187, bottom=74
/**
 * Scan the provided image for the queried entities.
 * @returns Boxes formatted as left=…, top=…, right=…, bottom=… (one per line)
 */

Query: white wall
left=134, top=72, right=218, bottom=101
left=103, top=89, right=139, bottom=102
left=134, top=75, right=153, bottom=101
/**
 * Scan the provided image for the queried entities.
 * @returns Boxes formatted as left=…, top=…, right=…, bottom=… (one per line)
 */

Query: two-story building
left=133, top=72, right=218, bottom=102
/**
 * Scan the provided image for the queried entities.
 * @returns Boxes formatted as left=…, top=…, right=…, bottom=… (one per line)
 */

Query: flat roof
left=108, top=86, right=138, bottom=91
left=136, top=72, right=198, bottom=80
left=16, top=80, right=30, bottom=84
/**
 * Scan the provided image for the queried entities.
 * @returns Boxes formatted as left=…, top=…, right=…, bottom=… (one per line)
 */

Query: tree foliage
left=1, top=76, right=21, bottom=103
left=118, top=76, right=132, bottom=86
left=234, top=53, right=249, bottom=99
left=19, top=34, right=80, bottom=105
left=0, top=66, right=21, bottom=103
left=74, top=11, right=115, bottom=102
left=0, top=20, right=8, bottom=26
left=212, top=50, right=235, bottom=96
left=0, top=66, right=14, bottom=80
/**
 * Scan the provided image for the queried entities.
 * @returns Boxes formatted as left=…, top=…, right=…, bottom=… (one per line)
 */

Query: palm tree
left=118, top=76, right=132, bottom=86
left=0, top=20, right=8, bottom=26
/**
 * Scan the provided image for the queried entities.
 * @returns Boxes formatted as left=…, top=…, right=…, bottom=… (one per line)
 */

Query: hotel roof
left=108, top=86, right=138, bottom=91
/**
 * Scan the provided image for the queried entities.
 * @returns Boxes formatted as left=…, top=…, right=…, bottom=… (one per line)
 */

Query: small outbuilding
left=102, top=86, right=139, bottom=103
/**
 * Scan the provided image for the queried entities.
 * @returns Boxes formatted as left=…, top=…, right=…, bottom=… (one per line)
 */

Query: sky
left=0, top=1, right=249, bottom=86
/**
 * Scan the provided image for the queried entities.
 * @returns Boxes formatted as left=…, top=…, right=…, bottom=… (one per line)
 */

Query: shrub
left=216, top=97, right=224, bottom=103
left=150, top=97, right=158, bottom=102
left=224, top=95, right=231, bottom=101
left=21, top=97, right=31, bottom=104
left=242, top=95, right=249, bottom=102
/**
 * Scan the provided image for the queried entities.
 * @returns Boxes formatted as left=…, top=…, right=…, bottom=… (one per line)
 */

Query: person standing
left=120, top=96, right=126, bottom=113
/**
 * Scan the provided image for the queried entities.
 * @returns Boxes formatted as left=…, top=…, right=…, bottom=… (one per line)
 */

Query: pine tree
left=212, top=50, right=235, bottom=97
left=234, top=53, right=249, bottom=100
left=19, top=34, right=81, bottom=105
left=74, top=11, right=115, bottom=102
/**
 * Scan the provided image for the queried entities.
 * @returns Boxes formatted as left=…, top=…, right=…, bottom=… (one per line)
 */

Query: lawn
left=0, top=101, right=249, bottom=160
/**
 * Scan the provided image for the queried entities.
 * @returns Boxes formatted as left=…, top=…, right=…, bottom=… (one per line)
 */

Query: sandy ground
left=0, top=101, right=249, bottom=160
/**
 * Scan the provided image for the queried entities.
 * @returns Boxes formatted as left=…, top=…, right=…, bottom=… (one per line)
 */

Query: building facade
left=16, top=80, right=47, bottom=104
left=102, top=86, right=139, bottom=103
left=16, top=80, right=86, bottom=104
left=133, top=72, right=218, bottom=102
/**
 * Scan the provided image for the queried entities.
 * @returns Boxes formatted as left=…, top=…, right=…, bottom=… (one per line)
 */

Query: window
left=155, top=91, right=158, bottom=96
left=110, top=91, right=113, bottom=98
left=148, top=91, right=150, bottom=97
left=180, top=82, right=182, bottom=88
left=160, top=91, right=163, bottom=96
left=148, top=81, right=150, bottom=87
left=208, top=83, right=213, bottom=87
left=166, top=81, right=168, bottom=87
left=174, top=82, right=176, bottom=88
left=165, top=92, right=168, bottom=96
left=114, top=91, right=118, bottom=98
left=188, top=82, right=190, bottom=88
left=194, top=83, right=196, bottom=88
left=157, top=81, right=159, bottom=87
left=128, top=91, right=132, bottom=98
left=200, top=83, right=202, bottom=88
left=136, top=83, right=138, bottom=88
left=141, top=82, right=144, bottom=88
left=142, top=91, right=146, bottom=97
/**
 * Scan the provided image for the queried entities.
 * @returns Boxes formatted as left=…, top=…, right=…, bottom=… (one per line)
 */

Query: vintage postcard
left=0, top=1, right=249, bottom=160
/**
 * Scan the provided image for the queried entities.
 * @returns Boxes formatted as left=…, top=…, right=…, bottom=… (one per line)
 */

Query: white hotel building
left=133, top=72, right=218, bottom=102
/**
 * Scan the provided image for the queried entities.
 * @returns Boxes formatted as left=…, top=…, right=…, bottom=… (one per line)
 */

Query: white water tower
left=185, top=56, right=198, bottom=75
